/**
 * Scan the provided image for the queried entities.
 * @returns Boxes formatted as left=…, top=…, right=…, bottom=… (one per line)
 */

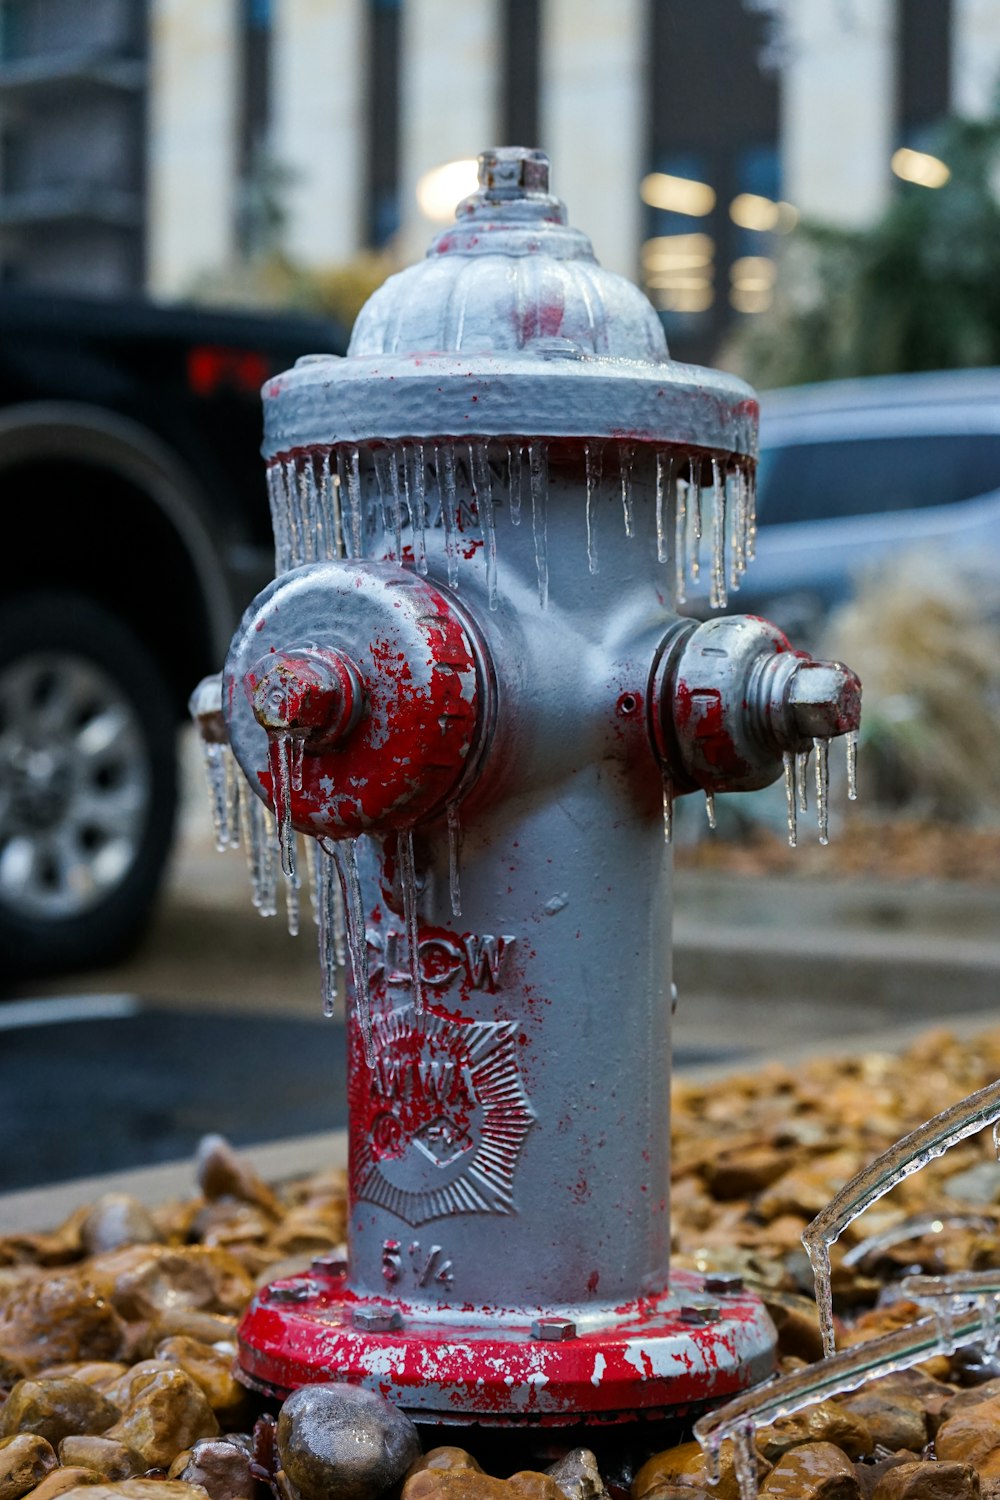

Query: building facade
left=4, top=0, right=1000, bottom=356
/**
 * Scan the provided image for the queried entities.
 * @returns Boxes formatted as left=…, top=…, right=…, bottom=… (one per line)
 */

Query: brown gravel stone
left=0, top=1279, right=126, bottom=1375
left=545, top=1448, right=608, bottom=1499
left=935, top=1395, right=1000, bottom=1471
left=838, top=1388, right=929, bottom=1453
left=103, top=1368, right=219, bottom=1468
left=0, top=1436, right=58, bottom=1500
left=0, top=1380, right=119, bottom=1445
left=631, top=1439, right=770, bottom=1500
left=403, top=1474, right=564, bottom=1499
left=761, top=1441, right=861, bottom=1497
left=168, top=1436, right=255, bottom=1500
left=57, top=1437, right=143, bottom=1480
left=277, top=1382, right=420, bottom=1500
left=79, top=1201, right=159, bottom=1259
left=55, top=1484, right=210, bottom=1500
left=145, top=1313, right=238, bottom=1351
left=871, top=1461, right=981, bottom=1498
left=89, top=1249, right=253, bottom=1325
left=32, top=1371, right=127, bottom=1395
left=705, top=1145, right=802, bottom=1200
left=22, top=1469, right=100, bottom=1500
left=406, top=1447, right=483, bottom=1476
left=757, top=1398, right=874, bottom=1460
left=195, top=1138, right=280, bottom=1219
left=152, top=1339, right=245, bottom=1418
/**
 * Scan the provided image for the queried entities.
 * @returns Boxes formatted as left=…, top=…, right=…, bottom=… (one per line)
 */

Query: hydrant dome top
left=349, top=148, right=669, bottom=363
left=262, top=146, right=758, bottom=461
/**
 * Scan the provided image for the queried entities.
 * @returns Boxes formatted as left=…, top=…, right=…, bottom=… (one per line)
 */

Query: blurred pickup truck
left=0, top=291, right=345, bottom=981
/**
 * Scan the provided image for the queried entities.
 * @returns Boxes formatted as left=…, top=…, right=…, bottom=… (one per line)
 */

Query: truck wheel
left=0, top=591, right=177, bottom=981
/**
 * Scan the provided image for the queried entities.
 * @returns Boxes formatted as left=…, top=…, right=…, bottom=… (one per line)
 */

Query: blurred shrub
left=824, top=552, right=1000, bottom=820
left=725, top=99, right=1000, bottom=387
left=194, top=249, right=396, bottom=337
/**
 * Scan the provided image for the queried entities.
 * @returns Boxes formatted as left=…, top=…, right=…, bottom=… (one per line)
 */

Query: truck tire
left=0, top=590, right=177, bottom=982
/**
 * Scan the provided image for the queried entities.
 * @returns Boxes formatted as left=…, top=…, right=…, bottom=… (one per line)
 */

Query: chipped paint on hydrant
left=193, top=147, right=861, bottom=1423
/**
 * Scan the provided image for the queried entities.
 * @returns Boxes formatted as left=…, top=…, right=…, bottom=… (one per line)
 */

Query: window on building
left=500, top=0, right=541, bottom=149
left=365, top=0, right=402, bottom=248
left=897, top=0, right=952, bottom=146
left=645, top=0, right=781, bottom=363
left=236, top=0, right=274, bottom=256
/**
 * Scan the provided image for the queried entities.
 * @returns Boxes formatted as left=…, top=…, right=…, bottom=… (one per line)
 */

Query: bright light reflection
left=652, top=285, right=715, bottom=313
left=730, top=193, right=799, bottom=232
left=730, top=286, right=773, bottom=314
left=891, top=147, right=950, bottom=189
left=640, top=172, right=716, bottom=216
left=730, top=256, right=777, bottom=290
left=416, top=159, right=480, bottom=222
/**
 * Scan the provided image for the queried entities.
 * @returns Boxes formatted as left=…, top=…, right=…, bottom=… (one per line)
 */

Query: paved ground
left=6, top=731, right=999, bottom=1197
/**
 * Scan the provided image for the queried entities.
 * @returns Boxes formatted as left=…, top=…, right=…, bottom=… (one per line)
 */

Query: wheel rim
left=0, top=652, right=152, bottom=921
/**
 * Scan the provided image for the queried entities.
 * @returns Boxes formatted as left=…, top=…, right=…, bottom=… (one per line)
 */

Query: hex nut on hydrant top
left=190, top=147, right=862, bottom=1423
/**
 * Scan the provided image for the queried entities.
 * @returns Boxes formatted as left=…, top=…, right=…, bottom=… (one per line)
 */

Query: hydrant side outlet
left=213, top=148, right=862, bottom=1422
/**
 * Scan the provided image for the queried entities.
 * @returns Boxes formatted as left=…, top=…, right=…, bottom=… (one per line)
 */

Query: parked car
left=0, top=290, right=346, bottom=981
left=708, top=369, right=1000, bottom=644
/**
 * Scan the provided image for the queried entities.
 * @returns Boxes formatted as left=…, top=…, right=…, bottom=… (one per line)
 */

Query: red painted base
left=236, top=1267, right=776, bottom=1425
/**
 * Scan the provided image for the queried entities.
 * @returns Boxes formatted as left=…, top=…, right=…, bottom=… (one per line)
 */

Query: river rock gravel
left=7, top=1028, right=1000, bottom=1496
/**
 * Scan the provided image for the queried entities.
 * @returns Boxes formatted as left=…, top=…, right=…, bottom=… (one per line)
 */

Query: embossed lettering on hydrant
left=351, top=1005, right=535, bottom=1228
left=368, top=931, right=516, bottom=993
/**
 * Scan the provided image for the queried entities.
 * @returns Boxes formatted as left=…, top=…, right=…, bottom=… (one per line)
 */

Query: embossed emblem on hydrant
left=351, top=1005, right=535, bottom=1225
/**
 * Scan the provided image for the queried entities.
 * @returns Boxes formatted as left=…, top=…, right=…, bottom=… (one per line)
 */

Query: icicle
left=223, top=749, right=241, bottom=849
left=674, top=458, right=688, bottom=606
left=729, top=469, right=746, bottom=591
left=306, top=838, right=321, bottom=925
left=686, top=460, right=702, bottom=583
left=285, top=846, right=300, bottom=938
left=661, top=770, right=674, bottom=846
left=316, top=844, right=345, bottom=1018
left=344, top=446, right=364, bottom=559
left=802, top=1074, right=1000, bottom=1358
left=994, top=1118, right=1000, bottom=1161
left=283, top=458, right=304, bottom=566
left=446, top=801, right=462, bottom=917
left=709, top=457, right=727, bottom=609
left=267, top=734, right=297, bottom=878
left=705, top=791, right=717, bottom=830
left=325, top=837, right=374, bottom=1066
left=201, top=742, right=232, bottom=851
left=267, top=463, right=292, bottom=574
left=398, top=829, right=422, bottom=1014
left=389, top=449, right=403, bottom=561
left=509, top=445, right=523, bottom=526
left=731, top=1424, right=759, bottom=1500
left=814, top=736, right=830, bottom=845
left=655, top=451, right=671, bottom=565
left=407, top=442, right=428, bottom=575
left=439, top=442, right=460, bottom=588
left=470, top=442, right=498, bottom=609
left=317, top=451, right=337, bottom=560
left=745, top=462, right=758, bottom=562
left=796, top=749, right=809, bottom=813
left=529, top=440, right=548, bottom=608
left=619, top=443, right=635, bottom=539
left=372, top=448, right=400, bottom=558
left=782, top=751, right=797, bottom=848
left=846, top=728, right=859, bottom=801
left=243, top=793, right=278, bottom=918
left=584, top=441, right=602, bottom=576
left=295, top=460, right=317, bottom=564
left=982, top=1294, right=999, bottom=1356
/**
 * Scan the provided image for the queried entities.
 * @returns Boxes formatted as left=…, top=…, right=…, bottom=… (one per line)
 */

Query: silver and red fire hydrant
left=194, top=148, right=860, bottom=1424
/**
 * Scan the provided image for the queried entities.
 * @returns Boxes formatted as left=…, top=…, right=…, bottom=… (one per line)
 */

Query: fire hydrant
left=205, top=149, right=861, bottom=1424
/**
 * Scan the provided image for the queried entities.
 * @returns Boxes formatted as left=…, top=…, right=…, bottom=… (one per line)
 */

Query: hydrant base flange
left=235, top=1268, right=776, bottom=1425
